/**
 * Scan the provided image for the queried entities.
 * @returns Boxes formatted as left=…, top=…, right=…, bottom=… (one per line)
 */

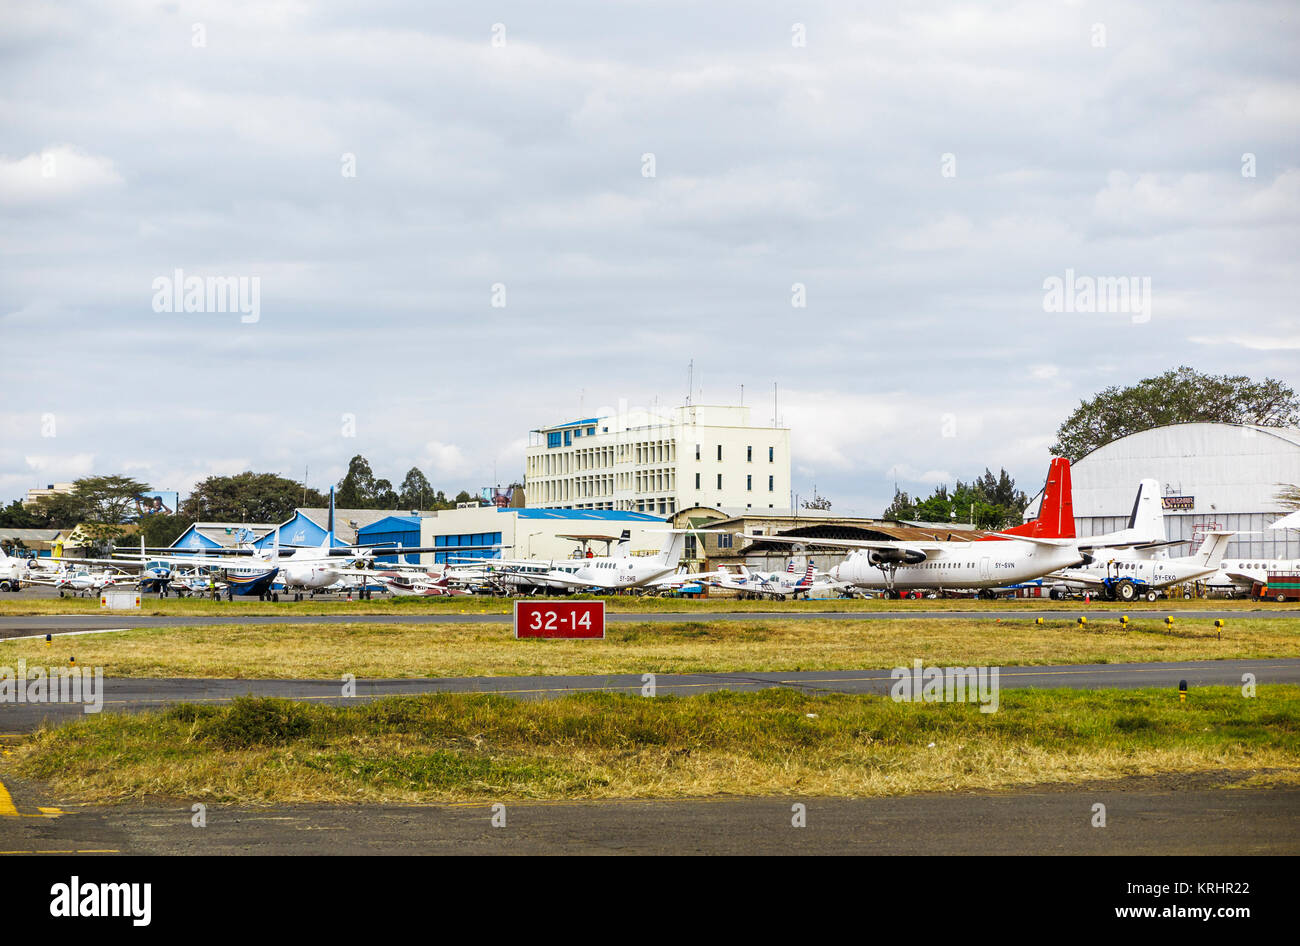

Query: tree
left=881, top=469, right=1025, bottom=529
left=182, top=472, right=323, bottom=522
left=336, top=455, right=377, bottom=508
left=1051, top=366, right=1300, bottom=461
left=398, top=467, right=433, bottom=509
left=372, top=478, right=399, bottom=509
left=0, top=499, right=48, bottom=529
left=27, top=475, right=151, bottom=526
left=1278, top=485, right=1300, bottom=511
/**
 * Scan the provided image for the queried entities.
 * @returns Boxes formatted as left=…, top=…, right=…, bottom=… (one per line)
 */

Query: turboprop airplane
left=743, top=458, right=1094, bottom=598
left=497, top=530, right=692, bottom=593
left=1050, top=531, right=1235, bottom=601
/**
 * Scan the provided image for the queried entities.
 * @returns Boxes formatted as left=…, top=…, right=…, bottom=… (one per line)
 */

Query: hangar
left=1030, top=423, right=1300, bottom=560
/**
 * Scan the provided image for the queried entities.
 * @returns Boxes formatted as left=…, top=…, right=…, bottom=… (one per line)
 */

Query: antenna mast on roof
left=686, top=360, right=693, bottom=407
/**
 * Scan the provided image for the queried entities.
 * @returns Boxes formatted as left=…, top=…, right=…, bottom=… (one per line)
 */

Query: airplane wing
left=737, top=532, right=940, bottom=558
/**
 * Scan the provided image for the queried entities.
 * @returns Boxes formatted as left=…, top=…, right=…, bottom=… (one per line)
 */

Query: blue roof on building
left=510, top=509, right=664, bottom=522
left=535, top=417, right=599, bottom=432
left=358, top=515, right=422, bottom=533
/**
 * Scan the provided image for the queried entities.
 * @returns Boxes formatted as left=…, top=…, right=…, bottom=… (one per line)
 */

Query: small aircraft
left=1050, top=531, right=1235, bottom=601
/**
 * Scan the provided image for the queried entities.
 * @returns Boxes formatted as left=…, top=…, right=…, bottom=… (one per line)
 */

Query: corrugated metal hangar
left=1029, top=423, right=1300, bottom=560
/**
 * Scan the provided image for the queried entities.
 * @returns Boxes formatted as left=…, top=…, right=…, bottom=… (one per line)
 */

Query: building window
left=695, top=443, right=700, bottom=461
left=695, top=473, right=700, bottom=489
left=587, top=427, right=595, bottom=435
left=746, top=475, right=752, bottom=491
left=547, top=432, right=561, bottom=448
left=719, top=533, right=733, bottom=549
left=769, top=446, right=774, bottom=462
left=716, top=474, right=723, bottom=489
left=747, top=445, right=752, bottom=462
left=768, top=475, right=774, bottom=491
left=716, top=445, right=723, bottom=461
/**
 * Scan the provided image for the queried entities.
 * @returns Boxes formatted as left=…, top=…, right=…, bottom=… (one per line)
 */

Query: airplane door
left=980, top=557, right=991, bottom=581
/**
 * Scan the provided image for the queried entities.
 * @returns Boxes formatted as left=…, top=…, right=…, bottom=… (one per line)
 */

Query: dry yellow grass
left=11, top=687, right=1298, bottom=804
left=0, top=616, right=1296, bottom=679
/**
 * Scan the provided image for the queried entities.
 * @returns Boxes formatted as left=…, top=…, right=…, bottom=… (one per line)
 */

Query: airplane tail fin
left=996, top=458, right=1074, bottom=540
left=1194, top=532, right=1234, bottom=569
left=1127, top=478, right=1165, bottom=542
left=801, top=562, right=815, bottom=585
left=327, top=487, right=336, bottom=548
left=657, top=530, right=687, bottom=569
left=615, top=529, right=631, bottom=557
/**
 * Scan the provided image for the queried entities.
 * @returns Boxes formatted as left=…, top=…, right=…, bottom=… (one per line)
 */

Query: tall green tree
left=398, top=467, right=433, bottom=508
left=1052, top=366, right=1300, bottom=461
left=0, top=499, right=49, bottom=528
left=182, top=472, right=323, bottom=522
left=881, top=470, right=1026, bottom=529
left=336, top=455, right=377, bottom=507
left=28, top=475, right=151, bottom=526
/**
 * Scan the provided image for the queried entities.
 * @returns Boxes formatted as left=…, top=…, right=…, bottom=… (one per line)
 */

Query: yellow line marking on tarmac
left=0, top=850, right=118, bottom=855
left=0, top=778, right=19, bottom=817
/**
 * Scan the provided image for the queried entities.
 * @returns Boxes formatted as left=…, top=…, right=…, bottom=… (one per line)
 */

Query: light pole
left=527, top=532, right=543, bottom=559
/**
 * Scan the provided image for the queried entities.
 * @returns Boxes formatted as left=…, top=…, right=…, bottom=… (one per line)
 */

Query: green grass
left=2, top=616, right=1297, bottom=678
left=11, top=686, right=1299, bottom=804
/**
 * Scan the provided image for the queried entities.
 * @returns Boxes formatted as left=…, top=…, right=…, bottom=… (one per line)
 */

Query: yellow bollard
left=1120, top=615, right=1129, bottom=628
left=1165, top=615, right=1174, bottom=628
left=1215, top=618, right=1224, bottom=640
left=1077, top=616, right=1087, bottom=626
left=45, top=633, right=51, bottom=648
left=1035, top=616, right=1044, bottom=625
left=1178, top=679, right=1187, bottom=704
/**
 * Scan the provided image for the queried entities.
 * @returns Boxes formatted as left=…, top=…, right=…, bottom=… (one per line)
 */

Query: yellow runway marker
left=0, top=778, right=19, bottom=817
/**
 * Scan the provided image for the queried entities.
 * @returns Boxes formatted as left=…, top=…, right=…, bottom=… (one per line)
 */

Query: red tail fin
left=982, top=458, right=1075, bottom=540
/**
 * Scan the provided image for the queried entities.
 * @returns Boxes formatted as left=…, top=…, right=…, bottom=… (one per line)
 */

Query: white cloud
left=0, top=147, right=122, bottom=205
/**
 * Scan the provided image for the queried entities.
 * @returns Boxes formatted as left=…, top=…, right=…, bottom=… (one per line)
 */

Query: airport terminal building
left=1030, top=423, right=1300, bottom=560
left=524, top=404, right=791, bottom=517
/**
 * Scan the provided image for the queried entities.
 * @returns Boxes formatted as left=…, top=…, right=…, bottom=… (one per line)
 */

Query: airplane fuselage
left=830, top=542, right=1082, bottom=591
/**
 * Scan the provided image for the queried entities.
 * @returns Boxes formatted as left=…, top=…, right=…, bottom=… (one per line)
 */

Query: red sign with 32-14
left=514, top=600, right=605, bottom=639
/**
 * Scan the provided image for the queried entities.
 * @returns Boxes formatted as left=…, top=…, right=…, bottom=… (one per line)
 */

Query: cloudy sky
left=2, top=0, right=1297, bottom=516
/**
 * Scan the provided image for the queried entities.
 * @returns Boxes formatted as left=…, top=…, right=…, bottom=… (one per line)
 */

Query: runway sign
left=101, top=590, right=141, bottom=610
left=515, top=600, right=605, bottom=639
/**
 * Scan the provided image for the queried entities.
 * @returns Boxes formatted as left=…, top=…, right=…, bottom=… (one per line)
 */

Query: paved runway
left=2, top=607, right=1296, bottom=639
left=2, top=658, right=1295, bottom=732
left=0, top=776, right=1294, bottom=854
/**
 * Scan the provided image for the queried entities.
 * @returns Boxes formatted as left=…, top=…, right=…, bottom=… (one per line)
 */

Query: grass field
left=1, top=616, right=1297, bottom=678
left=1, top=594, right=1294, bottom=618
left=11, top=687, right=1298, bottom=804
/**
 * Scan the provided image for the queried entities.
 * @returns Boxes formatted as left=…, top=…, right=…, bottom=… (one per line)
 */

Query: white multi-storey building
left=525, top=404, right=792, bottom=516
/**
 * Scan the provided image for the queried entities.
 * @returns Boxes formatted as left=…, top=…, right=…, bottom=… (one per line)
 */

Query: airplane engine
left=868, top=550, right=925, bottom=566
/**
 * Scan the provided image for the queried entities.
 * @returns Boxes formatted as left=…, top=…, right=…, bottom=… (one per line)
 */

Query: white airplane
left=1204, top=557, right=1300, bottom=596
left=372, top=570, right=469, bottom=597
left=746, top=459, right=1097, bottom=598
left=707, top=561, right=843, bottom=599
left=1051, top=531, right=1235, bottom=601
left=118, top=491, right=445, bottom=600
left=498, top=530, right=691, bottom=593
left=0, top=548, right=32, bottom=591
left=24, top=565, right=139, bottom=597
